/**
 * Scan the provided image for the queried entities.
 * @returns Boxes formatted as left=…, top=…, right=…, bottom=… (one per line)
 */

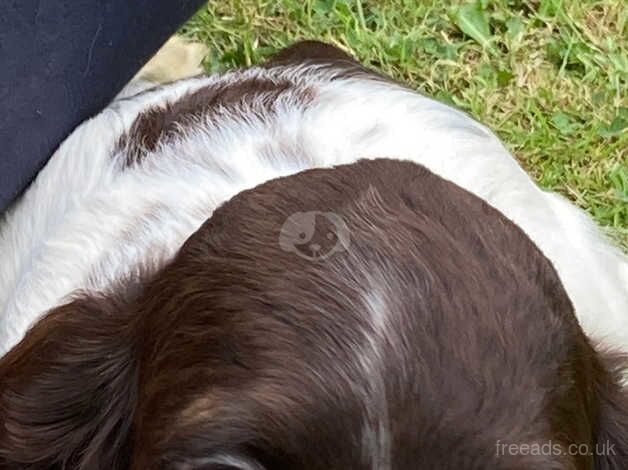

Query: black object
left=0, top=0, right=205, bottom=214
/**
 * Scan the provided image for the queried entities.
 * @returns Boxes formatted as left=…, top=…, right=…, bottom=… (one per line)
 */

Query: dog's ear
left=0, top=295, right=138, bottom=469
left=594, top=350, right=628, bottom=470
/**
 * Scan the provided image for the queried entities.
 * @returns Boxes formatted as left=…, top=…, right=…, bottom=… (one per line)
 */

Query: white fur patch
left=359, top=288, right=392, bottom=470
left=1, top=62, right=627, bottom=356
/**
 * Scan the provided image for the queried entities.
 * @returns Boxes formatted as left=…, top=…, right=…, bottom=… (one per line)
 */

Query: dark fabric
left=0, top=0, right=205, bottom=214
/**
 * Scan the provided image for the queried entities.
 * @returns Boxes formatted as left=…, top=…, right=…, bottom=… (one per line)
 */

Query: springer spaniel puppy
left=0, top=41, right=627, bottom=469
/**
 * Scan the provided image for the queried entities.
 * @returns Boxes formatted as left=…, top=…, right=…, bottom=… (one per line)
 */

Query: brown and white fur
left=0, top=40, right=627, bottom=469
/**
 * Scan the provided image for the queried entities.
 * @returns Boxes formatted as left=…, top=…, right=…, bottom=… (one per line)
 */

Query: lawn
left=182, top=0, right=628, bottom=250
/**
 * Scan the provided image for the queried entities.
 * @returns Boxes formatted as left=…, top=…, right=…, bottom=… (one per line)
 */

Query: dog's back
left=1, top=42, right=626, bottom=355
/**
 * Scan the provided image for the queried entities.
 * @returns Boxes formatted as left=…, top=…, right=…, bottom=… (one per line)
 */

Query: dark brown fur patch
left=130, top=159, right=602, bottom=470
left=116, top=76, right=297, bottom=166
left=261, top=40, right=357, bottom=66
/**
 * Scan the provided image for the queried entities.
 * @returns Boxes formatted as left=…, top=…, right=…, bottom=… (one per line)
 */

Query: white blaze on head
left=358, top=283, right=394, bottom=470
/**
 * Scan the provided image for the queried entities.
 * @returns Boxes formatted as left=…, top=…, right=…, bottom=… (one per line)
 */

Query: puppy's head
left=2, top=158, right=626, bottom=470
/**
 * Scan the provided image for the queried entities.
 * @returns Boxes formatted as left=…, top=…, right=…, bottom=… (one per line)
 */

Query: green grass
left=182, top=0, right=628, bottom=250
